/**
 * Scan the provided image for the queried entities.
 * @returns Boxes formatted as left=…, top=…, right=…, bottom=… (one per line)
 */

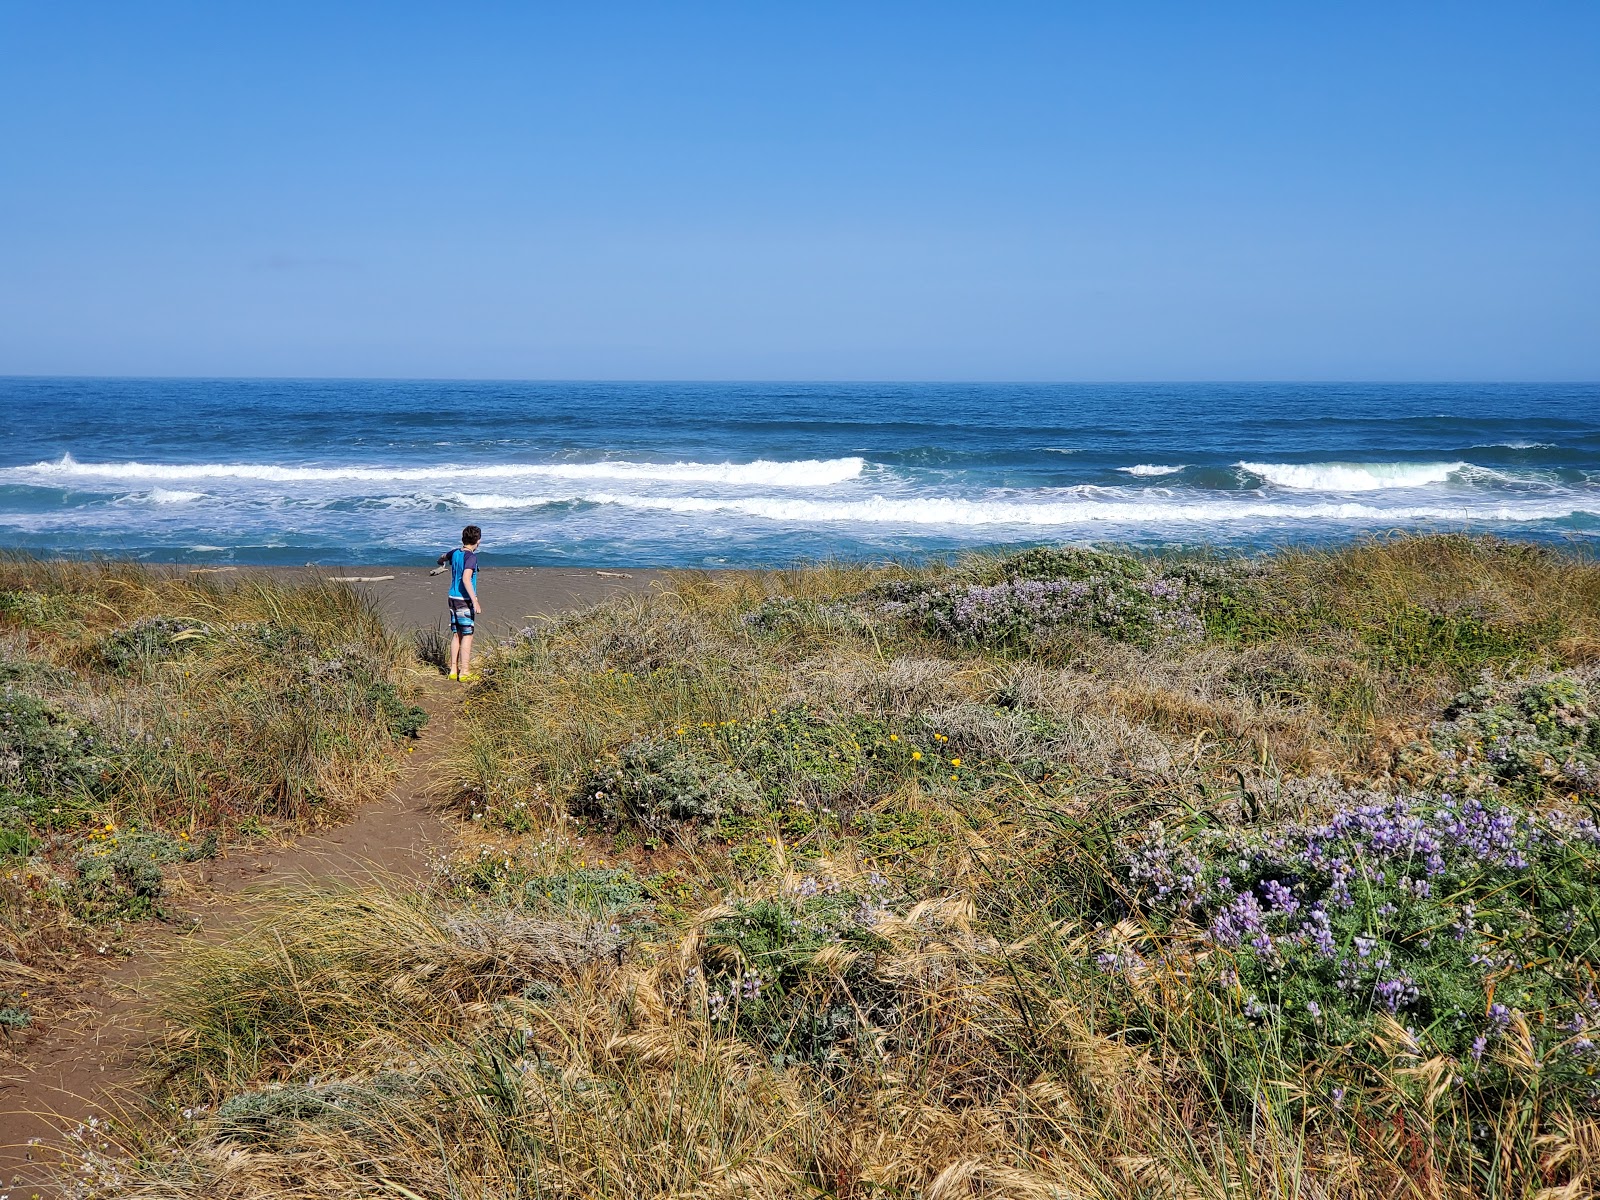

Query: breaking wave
left=441, top=491, right=1595, bottom=528
left=8, top=453, right=866, bottom=489
left=116, top=488, right=205, bottom=505
left=1237, top=461, right=1466, bottom=491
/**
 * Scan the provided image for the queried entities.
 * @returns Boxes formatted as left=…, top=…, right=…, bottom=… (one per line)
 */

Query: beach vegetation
left=0, top=557, right=425, bottom=1014
left=52, top=536, right=1600, bottom=1197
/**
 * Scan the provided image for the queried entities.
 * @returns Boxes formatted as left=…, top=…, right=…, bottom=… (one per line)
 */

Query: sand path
left=0, top=568, right=666, bottom=1196
left=0, top=675, right=461, bottom=1196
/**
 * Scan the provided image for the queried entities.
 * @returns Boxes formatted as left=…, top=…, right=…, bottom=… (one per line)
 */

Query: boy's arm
left=428, top=549, right=451, bottom=576
left=464, top=569, right=481, bottom=612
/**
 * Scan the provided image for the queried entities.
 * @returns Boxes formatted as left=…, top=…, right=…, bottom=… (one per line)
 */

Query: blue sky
left=1, top=1, right=1595, bottom=380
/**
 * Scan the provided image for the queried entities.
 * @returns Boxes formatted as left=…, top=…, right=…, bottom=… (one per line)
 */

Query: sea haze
left=1, top=379, right=1597, bottom=566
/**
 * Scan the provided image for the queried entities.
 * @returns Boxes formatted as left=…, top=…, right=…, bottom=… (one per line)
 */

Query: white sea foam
left=1472, top=441, right=1557, bottom=450
left=1118, top=464, right=1186, bottom=477
left=115, top=488, right=205, bottom=505
left=1237, top=461, right=1466, bottom=491
left=446, top=492, right=566, bottom=510
left=443, top=490, right=1594, bottom=527
left=9, top=453, right=865, bottom=488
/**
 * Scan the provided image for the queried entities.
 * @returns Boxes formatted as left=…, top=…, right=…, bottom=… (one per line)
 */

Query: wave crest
left=1238, top=461, right=1465, bottom=491
left=441, top=491, right=1593, bottom=527
left=9, top=453, right=865, bottom=489
left=1117, top=464, right=1186, bottom=477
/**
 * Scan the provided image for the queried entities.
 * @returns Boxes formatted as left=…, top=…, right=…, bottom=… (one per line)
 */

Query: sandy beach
left=169, top=564, right=676, bottom=639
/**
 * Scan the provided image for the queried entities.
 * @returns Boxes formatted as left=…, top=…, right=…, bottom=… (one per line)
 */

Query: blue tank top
left=448, top=548, right=478, bottom=600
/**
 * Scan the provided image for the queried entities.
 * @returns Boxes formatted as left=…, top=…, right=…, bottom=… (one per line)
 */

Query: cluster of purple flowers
left=704, top=970, right=766, bottom=1021
left=1113, top=788, right=1583, bottom=1037
left=880, top=572, right=1206, bottom=647
left=789, top=874, right=844, bottom=900
left=1295, top=793, right=1532, bottom=883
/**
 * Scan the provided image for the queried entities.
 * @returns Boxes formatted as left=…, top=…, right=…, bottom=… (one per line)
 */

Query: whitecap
left=7, top=452, right=865, bottom=489
left=447, top=492, right=568, bottom=510
left=446, top=491, right=1596, bottom=527
left=1117, top=464, right=1186, bottom=477
left=1237, top=461, right=1465, bottom=491
left=114, top=488, right=205, bottom=505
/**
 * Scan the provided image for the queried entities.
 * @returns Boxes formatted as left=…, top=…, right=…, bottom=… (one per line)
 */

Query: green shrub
left=98, top=616, right=213, bottom=675
left=0, top=807, right=37, bottom=858
left=0, top=999, right=31, bottom=1031
left=0, top=588, right=51, bottom=627
left=740, top=596, right=868, bottom=640
left=1424, top=673, right=1600, bottom=799
left=524, top=866, right=646, bottom=918
left=0, top=688, right=107, bottom=824
left=876, top=558, right=1207, bottom=650
left=573, top=738, right=761, bottom=836
left=714, top=706, right=870, bottom=807
left=1362, top=603, right=1545, bottom=677
left=697, top=873, right=900, bottom=1067
left=367, top=679, right=427, bottom=739
left=71, top=827, right=215, bottom=921
left=983, top=545, right=1150, bottom=584
left=211, top=1078, right=408, bottom=1146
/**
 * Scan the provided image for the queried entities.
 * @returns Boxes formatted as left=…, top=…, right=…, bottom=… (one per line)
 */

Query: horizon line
left=4, top=374, right=1598, bottom=387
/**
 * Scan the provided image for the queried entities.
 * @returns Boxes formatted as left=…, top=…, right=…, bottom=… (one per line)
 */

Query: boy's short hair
left=462, top=525, right=482, bottom=546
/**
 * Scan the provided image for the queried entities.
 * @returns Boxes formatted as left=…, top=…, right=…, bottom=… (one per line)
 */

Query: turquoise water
left=1, top=378, right=1597, bottom=566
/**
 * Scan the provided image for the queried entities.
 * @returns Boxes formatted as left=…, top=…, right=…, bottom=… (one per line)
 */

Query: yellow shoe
left=459, top=672, right=479, bottom=683
left=447, top=671, right=459, bottom=681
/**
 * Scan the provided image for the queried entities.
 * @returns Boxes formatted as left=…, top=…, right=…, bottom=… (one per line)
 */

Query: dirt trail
left=0, top=675, right=461, bottom=1197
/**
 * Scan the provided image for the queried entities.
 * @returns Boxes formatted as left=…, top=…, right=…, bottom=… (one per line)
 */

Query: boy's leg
left=449, top=630, right=462, bottom=675
left=459, top=632, right=474, bottom=677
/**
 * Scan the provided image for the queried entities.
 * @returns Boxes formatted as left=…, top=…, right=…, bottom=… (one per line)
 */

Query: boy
left=432, top=525, right=483, bottom=681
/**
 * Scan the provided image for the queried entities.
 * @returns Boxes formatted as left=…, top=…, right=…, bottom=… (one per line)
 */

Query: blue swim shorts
left=449, top=600, right=475, bottom=635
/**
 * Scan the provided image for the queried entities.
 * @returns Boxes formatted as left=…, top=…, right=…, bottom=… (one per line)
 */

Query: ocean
left=1, top=378, right=1597, bottom=567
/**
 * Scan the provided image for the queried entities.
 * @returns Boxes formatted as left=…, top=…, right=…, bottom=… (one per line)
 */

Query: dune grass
left=0, top=558, right=425, bottom=1017
left=63, top=536, right=1600, bottom=1197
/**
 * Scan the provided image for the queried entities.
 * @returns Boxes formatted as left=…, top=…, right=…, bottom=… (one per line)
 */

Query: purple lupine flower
left=1372, top=978, right=1419, bottom=1013
left=1210, top=890, right=1269, bottom=949
left=1261, top=878, right=1300, bottom=915
left=1301, top=905, right=1337, bottom=960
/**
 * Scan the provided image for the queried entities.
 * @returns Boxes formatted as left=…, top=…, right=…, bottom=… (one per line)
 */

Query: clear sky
left=1, top=1, right=1595, bottom=381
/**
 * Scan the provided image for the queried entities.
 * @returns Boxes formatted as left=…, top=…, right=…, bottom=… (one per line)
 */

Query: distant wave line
left=7, top=453, right=867, bottom=489
left=442, top=490, right=1595, bottom=527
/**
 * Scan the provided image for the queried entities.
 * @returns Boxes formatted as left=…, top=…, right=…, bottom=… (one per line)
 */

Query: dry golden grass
left=59, top=537, right=1600, bottom=1199
left=0, top=558, right=424, bottom=1025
